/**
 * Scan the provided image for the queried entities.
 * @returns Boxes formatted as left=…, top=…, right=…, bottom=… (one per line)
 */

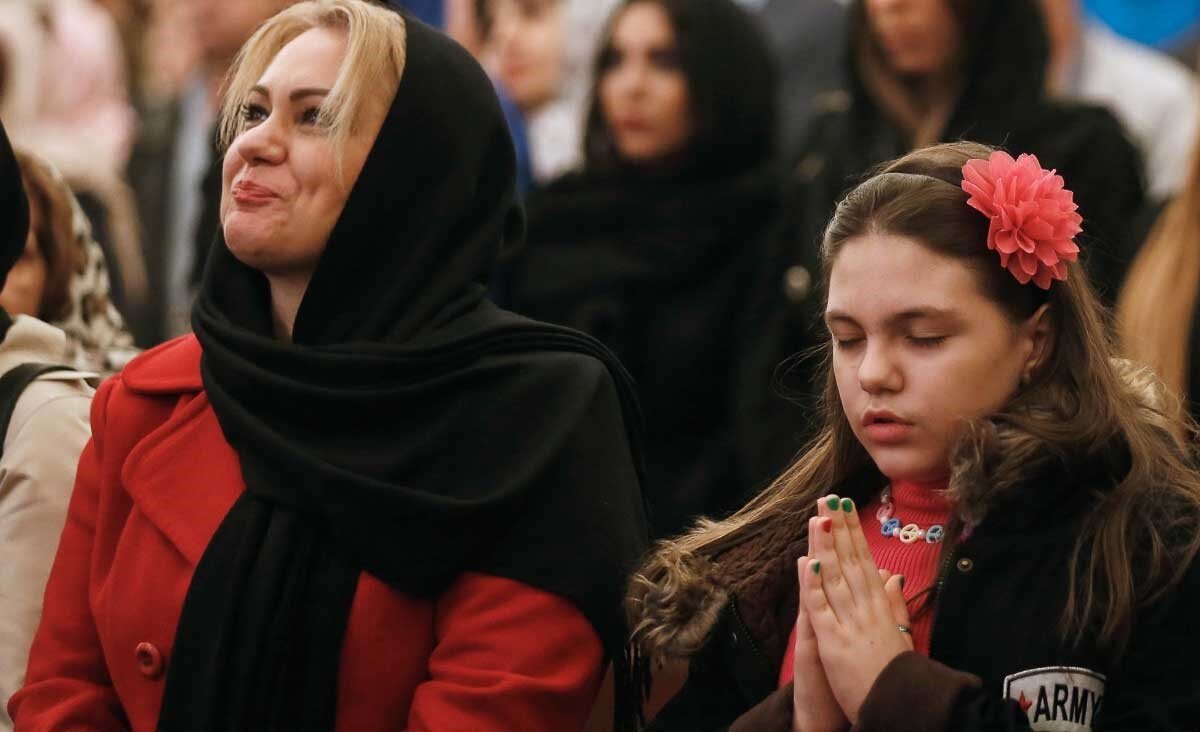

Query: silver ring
left=897, top=625, right=912, bottom=635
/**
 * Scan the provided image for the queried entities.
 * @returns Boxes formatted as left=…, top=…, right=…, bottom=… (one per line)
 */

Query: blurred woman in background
left=1117, top=145, right=1200, bottom=421
left=509, top=0, right=781, bottom=538
left=3, top=151, right=138, bottom=376
left=476, top=0, right=619, bottom=186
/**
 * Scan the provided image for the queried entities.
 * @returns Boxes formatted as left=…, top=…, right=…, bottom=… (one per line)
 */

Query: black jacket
left=646, top=470, right=1200, bottom=731
left=737, top=0, right=1148, bottom=487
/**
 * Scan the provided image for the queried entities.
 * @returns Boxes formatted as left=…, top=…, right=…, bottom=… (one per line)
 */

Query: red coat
left=10, top=336, right=605, bottom=731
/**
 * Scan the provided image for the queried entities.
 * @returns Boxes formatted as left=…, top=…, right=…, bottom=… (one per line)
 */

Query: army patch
left=1003, top=666, right=1106, bottom=731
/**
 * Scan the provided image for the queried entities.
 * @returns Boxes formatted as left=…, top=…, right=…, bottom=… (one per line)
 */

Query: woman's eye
left=908, top=335, right=947, bottom=349
left=600, top=49, right=624, bottom=71
left=241, top=103, right=268, bottom=124
left=648, top=49, right=681, bottom=70
left=833, top=336, right=864, bottom=350
left=300, top=107, right=322, bottom=126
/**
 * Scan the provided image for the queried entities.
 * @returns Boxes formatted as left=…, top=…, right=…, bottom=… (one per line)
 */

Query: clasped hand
left=791, top=495, right=913, bottom=732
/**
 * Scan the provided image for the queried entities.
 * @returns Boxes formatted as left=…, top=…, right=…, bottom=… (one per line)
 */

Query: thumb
left=883, top=573, right=914, bottom=650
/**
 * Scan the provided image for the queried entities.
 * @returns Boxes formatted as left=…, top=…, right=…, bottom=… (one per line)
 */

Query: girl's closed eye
left=907, top=334, right=947, bottom=348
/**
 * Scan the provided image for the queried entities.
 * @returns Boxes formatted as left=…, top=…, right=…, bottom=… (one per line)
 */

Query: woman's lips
left=615, top=118, right=652, bottom=133
left=231, top=180, right=280, bottom=205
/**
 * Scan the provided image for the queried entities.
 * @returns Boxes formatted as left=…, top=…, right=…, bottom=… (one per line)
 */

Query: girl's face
left=825, top=233, right=1050, bottom=482
left=599, top=2, right=692, bottom=165
left=489, top=0, right=566, bottom=113
left=864, top=0, right=961, bottom=76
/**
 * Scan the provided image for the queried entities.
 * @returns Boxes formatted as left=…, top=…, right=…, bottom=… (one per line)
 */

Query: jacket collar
left=0, top=314, right=71, bottom=372
left=121, top=334, right=203, bottom=394
left=119, top=334, right=241, bottom=564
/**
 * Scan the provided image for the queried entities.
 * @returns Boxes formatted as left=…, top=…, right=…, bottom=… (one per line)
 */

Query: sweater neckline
left=888, top=479, right=952, bottom=515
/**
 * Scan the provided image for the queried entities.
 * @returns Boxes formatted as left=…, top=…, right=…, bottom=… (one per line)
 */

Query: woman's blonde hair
left=1116, top=146, right=1200, bottom=402
left=629, top=142, right=1200, bottom=660
left=217, top=0, right=407, bottom=158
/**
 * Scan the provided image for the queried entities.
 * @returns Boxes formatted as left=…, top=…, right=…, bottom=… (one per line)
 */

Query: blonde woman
left=10, top=1, right=647, bottom=730
left=628, top=142, right=1200, bottom=731
left=1117, top=149, right=1200, bottom=419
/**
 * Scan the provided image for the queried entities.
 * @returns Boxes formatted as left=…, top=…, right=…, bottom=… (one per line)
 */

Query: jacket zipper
left=730, top=596, right=770, bottom=666
left=927, top=544, right=960, bottom=660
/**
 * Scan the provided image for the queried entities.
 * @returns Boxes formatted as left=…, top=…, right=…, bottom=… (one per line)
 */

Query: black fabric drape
left=510, top=165, right=781, bottom=537
left=0, top=121, right=29, bottom=288
left=158, top=12, right=648, bottom=732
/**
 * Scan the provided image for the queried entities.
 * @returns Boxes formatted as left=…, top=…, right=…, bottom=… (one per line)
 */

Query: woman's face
left=864, top=0, right=961, bottom=76
left=0, top=201, right=47, bottom=318
left=489, top=0, right=566, bottom=113
left=220, top=26, right=386, bottom=281
left=825, top=233, right=1048, bottom=482
left=599, top=2, right=692, bottom=165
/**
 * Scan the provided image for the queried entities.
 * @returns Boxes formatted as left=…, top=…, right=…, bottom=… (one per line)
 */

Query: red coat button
left=135, top=642, right=164, bottom=680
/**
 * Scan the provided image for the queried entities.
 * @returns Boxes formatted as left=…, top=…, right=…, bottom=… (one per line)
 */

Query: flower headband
left=961, top=151, right=1082, bottom=290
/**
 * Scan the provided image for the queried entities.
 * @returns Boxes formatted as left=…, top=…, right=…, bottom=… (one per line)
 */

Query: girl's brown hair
left=15, top=150, right=78, bottom=322
left=1116, top=146, right=1200, bottom=403
left=629, top=141, right=1200, bottom=659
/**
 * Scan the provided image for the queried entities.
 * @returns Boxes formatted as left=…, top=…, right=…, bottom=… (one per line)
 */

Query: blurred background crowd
left=1, top=0, right=1198, bottom=538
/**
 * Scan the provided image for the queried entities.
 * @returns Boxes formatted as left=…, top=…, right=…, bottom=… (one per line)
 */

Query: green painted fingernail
left=841, top=497, right=854, bottom=513
left=827, top=496, right=840, bottom=510
left=812, top=560, right=821, bottom=574
left=899, top=576, right=906, bottom=589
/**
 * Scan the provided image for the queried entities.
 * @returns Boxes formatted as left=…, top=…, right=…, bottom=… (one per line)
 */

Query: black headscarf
left=0, top=120, right=29, bottom=291
left=158, top=12, right=648, bottom=732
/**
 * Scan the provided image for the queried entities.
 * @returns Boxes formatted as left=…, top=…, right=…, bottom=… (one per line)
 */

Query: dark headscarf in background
left=0, top=120, right=30, bottom=291
left=160, top=12, right=648, bottom=732
left=509, top=0, right=782, bottom=537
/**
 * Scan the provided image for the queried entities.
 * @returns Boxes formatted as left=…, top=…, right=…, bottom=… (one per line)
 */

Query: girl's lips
left=863, top=421, right=913, bottom=444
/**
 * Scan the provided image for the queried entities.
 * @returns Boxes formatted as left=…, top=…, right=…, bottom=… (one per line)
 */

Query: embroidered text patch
left=1002, top=666, right=1106, bottom=732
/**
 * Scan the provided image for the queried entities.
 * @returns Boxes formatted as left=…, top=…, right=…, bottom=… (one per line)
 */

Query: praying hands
left=792, top=495, right=913, bottom=732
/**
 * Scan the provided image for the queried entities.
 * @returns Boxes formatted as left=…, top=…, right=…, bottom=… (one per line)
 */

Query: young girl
left=627, top=141, right=1200, bottom=731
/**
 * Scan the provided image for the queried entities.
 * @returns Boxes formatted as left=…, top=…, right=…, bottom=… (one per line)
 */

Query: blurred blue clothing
left=498, top=90, right=534, bottom=196
left=390, top=0, right=443, bottom=27
left=1084, top=0, right=1200, bottom=49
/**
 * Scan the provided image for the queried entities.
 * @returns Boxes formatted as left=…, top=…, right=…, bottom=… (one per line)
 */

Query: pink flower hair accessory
left=961, top=151, right=1082, bottom=290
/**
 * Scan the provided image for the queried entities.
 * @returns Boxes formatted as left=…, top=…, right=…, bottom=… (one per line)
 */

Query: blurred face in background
left=598, top=2, right=692, bottom=166
left=488, top=0, right=565, bottom=113
left=185, top=0, right=291, bottom=69
left=0, top=201, right=47, bottom=318
left=864, top=0, right=961, bottom=76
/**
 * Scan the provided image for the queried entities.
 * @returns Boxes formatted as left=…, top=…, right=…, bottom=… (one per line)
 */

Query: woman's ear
left=1020, top=303, right=1054, bottom=384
